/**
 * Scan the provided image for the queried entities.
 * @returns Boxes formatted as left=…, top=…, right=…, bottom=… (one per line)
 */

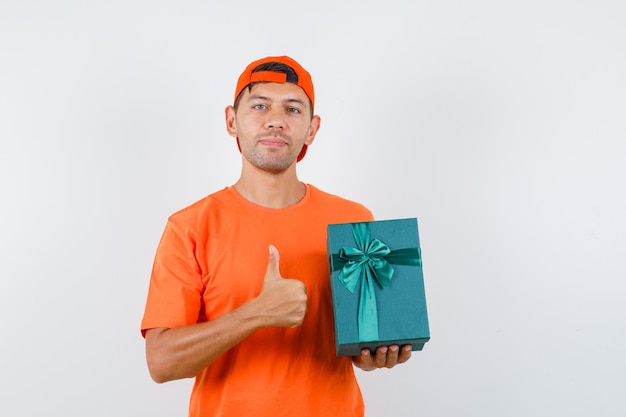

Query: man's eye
left=287, top=107, right=300, bottom=114
left=254, top=104, right=267, bottom=110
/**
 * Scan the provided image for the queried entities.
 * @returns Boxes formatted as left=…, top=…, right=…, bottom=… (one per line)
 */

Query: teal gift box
left=327, top=218, right=430, bottom=356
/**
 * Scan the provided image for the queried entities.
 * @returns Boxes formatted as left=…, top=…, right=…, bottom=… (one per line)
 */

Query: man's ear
left=225, top=105, right=237, bottom=138
left=304, top=115, right=321, bottom=146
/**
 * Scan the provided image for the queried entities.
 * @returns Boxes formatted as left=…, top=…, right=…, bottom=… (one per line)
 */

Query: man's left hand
left=352, top=345, right=412, bottom=371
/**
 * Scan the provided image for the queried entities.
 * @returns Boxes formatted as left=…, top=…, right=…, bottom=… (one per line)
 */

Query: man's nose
left=265, top=107, right=285, bottom=129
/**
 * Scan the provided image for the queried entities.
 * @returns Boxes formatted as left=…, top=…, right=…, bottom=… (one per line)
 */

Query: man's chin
left=247, top=156, right=295, bottom=174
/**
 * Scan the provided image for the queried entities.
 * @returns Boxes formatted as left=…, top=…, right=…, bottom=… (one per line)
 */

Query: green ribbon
left=331, top=222, right=422, bottom=343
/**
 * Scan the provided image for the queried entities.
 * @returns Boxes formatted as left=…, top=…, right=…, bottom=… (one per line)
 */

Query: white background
left=1, top=1, right=625, bottom=416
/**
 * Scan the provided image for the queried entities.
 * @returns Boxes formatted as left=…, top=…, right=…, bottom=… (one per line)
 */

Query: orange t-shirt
left=141, top=184, right=374, bottom=417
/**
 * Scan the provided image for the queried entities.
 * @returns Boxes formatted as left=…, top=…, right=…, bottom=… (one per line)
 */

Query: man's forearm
left=144, top=300, right=267, bottom=383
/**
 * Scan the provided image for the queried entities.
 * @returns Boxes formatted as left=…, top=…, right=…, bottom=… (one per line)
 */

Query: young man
left=141, top=56, right=412, bottom=417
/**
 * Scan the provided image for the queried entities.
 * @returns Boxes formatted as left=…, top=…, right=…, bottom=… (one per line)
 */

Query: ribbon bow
left=331, top=222, right=421, bottom=343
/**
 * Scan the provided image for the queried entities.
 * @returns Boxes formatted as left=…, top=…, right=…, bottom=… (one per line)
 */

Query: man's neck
left=233, top=166, right=306, bottom=209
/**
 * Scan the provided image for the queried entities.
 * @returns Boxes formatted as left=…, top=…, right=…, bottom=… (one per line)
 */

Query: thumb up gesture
left=256, top=245, right=308, bottom=328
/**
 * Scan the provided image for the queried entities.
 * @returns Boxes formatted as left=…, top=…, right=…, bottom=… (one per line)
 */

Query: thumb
left=265, top=245, right=282, bottom=280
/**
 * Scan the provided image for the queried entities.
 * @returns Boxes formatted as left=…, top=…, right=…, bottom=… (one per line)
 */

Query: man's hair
left=233, top=62, right=313, bottom=117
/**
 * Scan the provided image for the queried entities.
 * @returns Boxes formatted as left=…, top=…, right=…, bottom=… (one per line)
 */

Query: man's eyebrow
left=247, top=94, right=270, bottom=101
left=247, top=94, right=306, bottom=106
left=284, top=98, right=306, bottom=106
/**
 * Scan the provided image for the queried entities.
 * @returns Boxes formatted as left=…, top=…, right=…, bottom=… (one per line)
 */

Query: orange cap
left=233, top=56, right=315, bottom=162
left=234, top=55, right=315, bottom=110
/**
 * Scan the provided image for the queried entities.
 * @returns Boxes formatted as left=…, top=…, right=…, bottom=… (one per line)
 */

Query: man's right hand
left=255, top=245, right=308, bottom=328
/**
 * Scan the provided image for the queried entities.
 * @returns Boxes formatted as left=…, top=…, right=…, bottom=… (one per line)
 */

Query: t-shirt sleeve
left=140, top=219, right=204, bottom=337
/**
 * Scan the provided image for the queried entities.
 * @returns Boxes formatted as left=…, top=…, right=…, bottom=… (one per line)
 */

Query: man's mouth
left=258, top=137, right=288, bottom=147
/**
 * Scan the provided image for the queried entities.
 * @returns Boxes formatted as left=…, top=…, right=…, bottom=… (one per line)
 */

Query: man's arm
left=352, top=345, right=413, bottom=371
left=145, top=245, right=307, bottom=383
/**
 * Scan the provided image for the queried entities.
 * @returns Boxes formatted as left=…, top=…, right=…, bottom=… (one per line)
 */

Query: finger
left=358, top=348, right=375, bottom=368
left=361, top=348, right=373, bottom=362
left=397, top=345, right=412, bottom=364
left=374, top=346, right=388, bottom=368
left=385, top=345, right=400, bottom=368
left=265, top=245, right=281, bottom=279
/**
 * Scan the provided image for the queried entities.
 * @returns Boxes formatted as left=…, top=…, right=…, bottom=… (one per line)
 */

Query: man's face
left=226, top=82, right=320, bottom=173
